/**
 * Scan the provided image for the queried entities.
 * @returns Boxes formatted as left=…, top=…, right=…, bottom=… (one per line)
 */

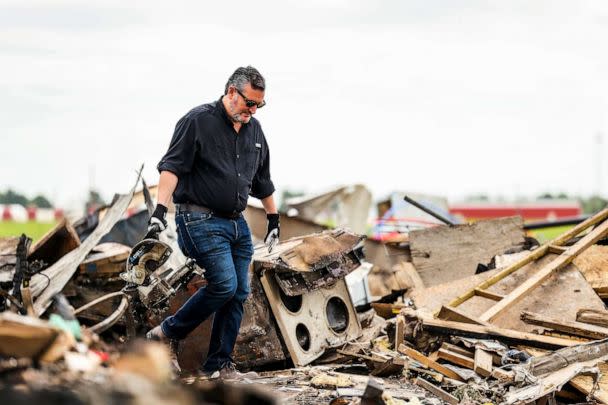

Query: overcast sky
left=2, top=0, right=608, bottom=209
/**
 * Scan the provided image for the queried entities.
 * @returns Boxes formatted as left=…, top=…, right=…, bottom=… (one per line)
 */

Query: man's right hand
left=145, top=204, right=168, bottom=239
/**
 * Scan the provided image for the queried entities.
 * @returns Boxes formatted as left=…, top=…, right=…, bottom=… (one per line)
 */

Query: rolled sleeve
left=250, top=137, right=275, bottom=199
left=157, top=116, right=198, bottom=176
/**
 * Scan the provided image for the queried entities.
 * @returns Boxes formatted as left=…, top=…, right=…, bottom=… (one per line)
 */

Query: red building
left=449, top=201, right=582, bottom=222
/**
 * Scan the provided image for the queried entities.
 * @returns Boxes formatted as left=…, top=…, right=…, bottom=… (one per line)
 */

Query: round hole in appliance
left=295, top=323, right=311, bottom=351
left=326, top=296, right=349, bottom=334
left=279, top=288, right=302, bottom=313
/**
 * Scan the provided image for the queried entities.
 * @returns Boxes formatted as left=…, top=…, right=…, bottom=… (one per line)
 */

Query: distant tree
left=465, top=194, right=489, bottom=202
left=30, top=195, right=53, bottom=208
left=581, top=195, right=608, bottom=214
left=556, top=192, right=569, bottom=199
left=0, top=189, right=29, bottom=206
left=537, top=193, right=554, bottom=199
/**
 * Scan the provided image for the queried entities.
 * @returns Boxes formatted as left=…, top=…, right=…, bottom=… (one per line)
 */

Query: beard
left=228, top=98, right=252, bottom=124
left=231, top=112, right=251, bottom=124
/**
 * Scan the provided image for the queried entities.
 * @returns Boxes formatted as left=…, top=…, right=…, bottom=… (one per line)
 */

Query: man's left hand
left=264, top=213, right=280, bottom=253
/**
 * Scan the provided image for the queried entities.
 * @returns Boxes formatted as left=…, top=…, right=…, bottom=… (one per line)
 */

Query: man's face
left=227, top=83, right=265, bottom=124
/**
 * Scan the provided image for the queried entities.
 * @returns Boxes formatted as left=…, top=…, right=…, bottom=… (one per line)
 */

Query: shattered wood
left=253, top=229, right=364, bottom=296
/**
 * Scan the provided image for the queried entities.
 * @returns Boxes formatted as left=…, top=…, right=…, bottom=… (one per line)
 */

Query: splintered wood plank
left=524, top=346, right=608, bottom=403
left=474, top=349, right=493, bottom=378
left=437, top=348, right=474, bottom=369
left=436, top=305, right=489, bottom=326
left=398, top=345, right=464, bottom=381
left=441, top=342, right=474, bottom=358
left=577, top=309, right=608, bottom=328
left=409, top=217, right=525, bottom=287
left=521, top=311, right=608, bottom=340
left=414, top=377, right=459, bottom=405
left=480, top=218, right=608, bottom=322
left=570, top=362, right=608, bottom=403
left=418, top=316, right=578, bottom=350
left=394, top=315, right=405, bottom=350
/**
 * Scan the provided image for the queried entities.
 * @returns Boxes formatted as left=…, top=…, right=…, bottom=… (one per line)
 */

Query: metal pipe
left=403, top=195, right=456, bottom=226
left=523, top=215, right=589, bottom=231
left=89, top=296, right=129, bottom=334
left=74, top=291, right=125, bottom=315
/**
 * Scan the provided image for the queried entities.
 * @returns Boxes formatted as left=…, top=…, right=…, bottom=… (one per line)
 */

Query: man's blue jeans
left=160, top=210, right=253, bottom=372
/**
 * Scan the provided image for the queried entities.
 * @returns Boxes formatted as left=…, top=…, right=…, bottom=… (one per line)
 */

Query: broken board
left=28, top=218, right=80, bottom=266
left=408, top=217, right=525, bottom=287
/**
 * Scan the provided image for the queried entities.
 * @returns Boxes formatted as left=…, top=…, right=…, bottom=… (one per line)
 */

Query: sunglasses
left=235, top=88, right=266, bottom=109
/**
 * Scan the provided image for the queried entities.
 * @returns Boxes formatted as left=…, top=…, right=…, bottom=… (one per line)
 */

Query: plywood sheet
left=573, top=244, right=608, bottom=290
left=408, top=269, right=499, bottom=313
left=409, top=217, right=525, bottom=287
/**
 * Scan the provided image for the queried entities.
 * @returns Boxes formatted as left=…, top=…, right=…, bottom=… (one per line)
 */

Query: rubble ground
left=2, top=179, right=608, bottom=404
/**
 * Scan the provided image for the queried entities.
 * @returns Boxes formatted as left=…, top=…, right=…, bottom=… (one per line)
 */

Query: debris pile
left=2, top=176, right=608, bottom=404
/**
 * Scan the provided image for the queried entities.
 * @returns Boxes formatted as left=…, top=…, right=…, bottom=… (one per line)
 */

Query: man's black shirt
left=157, top=97, right=274, bottom=215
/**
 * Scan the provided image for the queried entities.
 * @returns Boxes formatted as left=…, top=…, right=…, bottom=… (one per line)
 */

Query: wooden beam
left=394, top=315, right=405, bottom=350
left=473, top=349, right=493, bottom=378
left=521, top=311, right=608, bottom=340
left=547, top=245, right=568, bottom=254
left=480, top=218, right=608, bottom=322
left=414, top=377, right=459, bottom=405
left=397, top=345, right=464, bottom=381
left=577, top=308, right=608, bottom=328
left=440, top=342, right=474, bottom=358
left=474, top=288, right=505, bottom=301
left=419, top=315, right=578, bottom=350
left=437, top=348, right=474, bottom=369
left=436, top=305, right=489, bottom=326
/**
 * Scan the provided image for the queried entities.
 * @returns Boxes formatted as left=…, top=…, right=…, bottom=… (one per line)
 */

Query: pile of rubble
left=2, top=173, right=608, bottom=404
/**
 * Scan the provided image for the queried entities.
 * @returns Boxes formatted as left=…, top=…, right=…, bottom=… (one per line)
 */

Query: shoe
left=218, top=362, right=259, bottom=380
left=195, top=369, right=221, bottom=380
left=146, top=325, right=168, bottom=342
left=146, top=325, right=181, bottom=374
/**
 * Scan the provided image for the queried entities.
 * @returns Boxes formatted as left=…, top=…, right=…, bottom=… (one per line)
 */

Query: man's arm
left=157, top=170, right=179, bottom=207
left=260, top=194, right=277, bottom=214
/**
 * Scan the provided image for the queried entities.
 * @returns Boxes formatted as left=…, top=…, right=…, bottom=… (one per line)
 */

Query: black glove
left=264, top=213, right=280, bottom=253
left=145, top=204, right=168, bottom=239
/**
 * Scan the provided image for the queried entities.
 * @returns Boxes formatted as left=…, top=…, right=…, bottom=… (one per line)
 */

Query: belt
left=176, top=203, right=241, bottom=220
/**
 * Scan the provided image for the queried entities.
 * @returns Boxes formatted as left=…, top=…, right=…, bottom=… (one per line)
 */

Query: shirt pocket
left=243, top=143, right=261, bottom=181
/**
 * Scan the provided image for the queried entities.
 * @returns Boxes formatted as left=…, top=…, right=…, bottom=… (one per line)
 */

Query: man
left=145, top=66, right=280, bottom=379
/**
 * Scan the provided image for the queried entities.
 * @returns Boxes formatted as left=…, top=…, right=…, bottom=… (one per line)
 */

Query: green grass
left=0, top=221, right=57, bottom=242
left=528, top=225, right=574, bottom=244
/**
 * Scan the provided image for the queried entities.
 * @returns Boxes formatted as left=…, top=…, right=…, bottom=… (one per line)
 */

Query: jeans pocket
left=183, top=211, right=212, bottom=225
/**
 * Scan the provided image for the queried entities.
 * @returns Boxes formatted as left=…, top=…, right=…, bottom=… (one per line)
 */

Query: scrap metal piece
left=29, top=168, right=142, bottom=316
left=121, top=239, right=172, bottom=285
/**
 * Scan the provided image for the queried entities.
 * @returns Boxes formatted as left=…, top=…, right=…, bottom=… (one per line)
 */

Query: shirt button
left=238, top=173, right=241, bottom=177
left=237, top=154, right=240, bottom=158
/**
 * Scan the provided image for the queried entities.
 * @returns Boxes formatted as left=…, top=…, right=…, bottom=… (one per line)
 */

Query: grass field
left=0, top=221, right=57, bottom=242
left=527, top=225, right=573, bottom=244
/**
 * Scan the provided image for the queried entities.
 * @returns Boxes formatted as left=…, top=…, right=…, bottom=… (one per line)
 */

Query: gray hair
left=224, top=66, right=265, bottom=94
